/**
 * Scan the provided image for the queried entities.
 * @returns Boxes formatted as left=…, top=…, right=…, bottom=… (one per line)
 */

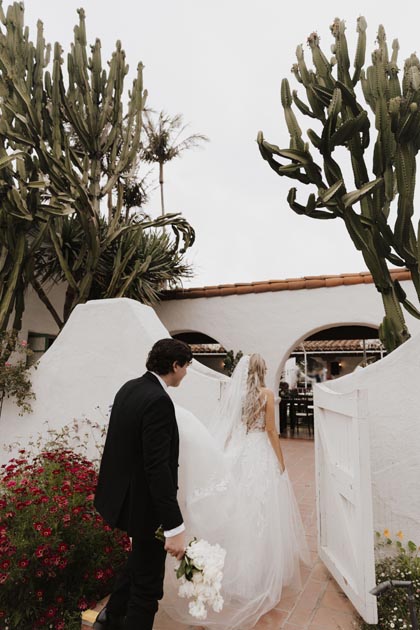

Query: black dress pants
left=107, top=533, right=167, bottom=630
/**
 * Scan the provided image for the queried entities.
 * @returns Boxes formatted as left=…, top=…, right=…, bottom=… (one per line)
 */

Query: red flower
left=18, top=558, right=29, bottom=568
left=0, top=573, right=9, bottom=584
left=42, top=528, right=52, bottom=537
left=0, top=560, right=10, bottom=570
left=33, top=521, right=43, bottom=531
left=36, top=590, right=44, bottom=599
left=78, top=598, right=88, bottom=610
left=35, top=544, right=47, bottom=558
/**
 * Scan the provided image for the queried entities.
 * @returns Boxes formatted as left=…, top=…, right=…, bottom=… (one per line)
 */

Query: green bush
left=360, top=531, right=420, bottom=630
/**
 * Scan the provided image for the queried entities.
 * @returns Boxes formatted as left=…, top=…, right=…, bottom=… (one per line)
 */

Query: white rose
left=212, top=595, right=224, bottom=612
left=192, top=571, right=204, bottom=584
left=189, top=599, right=207, bottom=620
left=178, top=580, right=195, bottom=598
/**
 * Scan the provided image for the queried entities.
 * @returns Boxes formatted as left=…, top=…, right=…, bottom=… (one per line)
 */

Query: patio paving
left=82, top=438, right=358, bottom=630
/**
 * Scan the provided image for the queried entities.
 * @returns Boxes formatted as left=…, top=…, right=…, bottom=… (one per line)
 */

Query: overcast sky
left=22, top=1, right=420, bottom=287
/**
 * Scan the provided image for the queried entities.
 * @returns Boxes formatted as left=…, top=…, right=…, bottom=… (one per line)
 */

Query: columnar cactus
left=0, top=2, right=195, bottom=329
left=258, top=17, right=420, bottom=351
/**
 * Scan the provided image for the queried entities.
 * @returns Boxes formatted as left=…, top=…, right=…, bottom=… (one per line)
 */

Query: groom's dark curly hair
left=146, top=338, right=193, bottom=375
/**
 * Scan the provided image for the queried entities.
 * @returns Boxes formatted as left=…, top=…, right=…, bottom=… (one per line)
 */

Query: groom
left=94, top=337, right=193, bottom=630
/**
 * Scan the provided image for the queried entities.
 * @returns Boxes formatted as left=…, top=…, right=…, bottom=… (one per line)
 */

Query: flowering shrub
left=0, top=331, right=35, bottom=417
left=359, top=530, right=420, bottom=630
left=0, top=445, right=130, bottom=629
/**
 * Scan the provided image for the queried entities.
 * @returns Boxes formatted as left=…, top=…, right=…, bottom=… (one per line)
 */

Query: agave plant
left=33, top=212, right=194, bottom=325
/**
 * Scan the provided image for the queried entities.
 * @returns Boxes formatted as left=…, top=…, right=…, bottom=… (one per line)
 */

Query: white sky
left=22, top=0, right=420, bottom=287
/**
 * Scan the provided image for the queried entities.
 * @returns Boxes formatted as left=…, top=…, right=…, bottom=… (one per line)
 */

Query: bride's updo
left=242, top=353, right=267, bottom=431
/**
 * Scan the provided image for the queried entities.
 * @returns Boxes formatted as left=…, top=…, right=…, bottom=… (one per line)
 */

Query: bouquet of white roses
left=176, top=538, right=226, bottom=620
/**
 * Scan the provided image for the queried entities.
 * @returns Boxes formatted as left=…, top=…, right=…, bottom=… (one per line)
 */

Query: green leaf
left=0, top=151, right=25, bottom=169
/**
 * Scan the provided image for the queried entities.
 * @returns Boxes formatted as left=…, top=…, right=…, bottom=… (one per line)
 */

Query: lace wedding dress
left=162, top=358, right=309, bottom=629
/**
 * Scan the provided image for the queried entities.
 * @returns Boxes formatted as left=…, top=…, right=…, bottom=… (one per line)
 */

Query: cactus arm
left=352, top=16, right=367, bottom=86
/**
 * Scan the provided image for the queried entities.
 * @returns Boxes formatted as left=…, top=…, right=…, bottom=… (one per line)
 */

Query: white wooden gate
left=314, top=383, right=377, bottom=623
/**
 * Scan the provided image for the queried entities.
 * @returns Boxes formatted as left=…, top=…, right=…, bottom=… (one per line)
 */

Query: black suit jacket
left=94, top=372, right=183, bottom=537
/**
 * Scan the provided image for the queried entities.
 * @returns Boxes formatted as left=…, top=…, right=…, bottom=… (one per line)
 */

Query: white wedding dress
left=162, top=358, right=309, bottom=629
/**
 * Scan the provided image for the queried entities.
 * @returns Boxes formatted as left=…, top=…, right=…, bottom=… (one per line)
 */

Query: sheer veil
left=209, top=355, right=250, bottom=452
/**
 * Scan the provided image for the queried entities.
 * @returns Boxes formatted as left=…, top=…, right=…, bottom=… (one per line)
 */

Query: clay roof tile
left=160, top=269, right=411, bottom=300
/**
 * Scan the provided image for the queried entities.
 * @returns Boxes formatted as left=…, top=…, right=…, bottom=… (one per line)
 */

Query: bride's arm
left=264, top=390, right=286, bottom=473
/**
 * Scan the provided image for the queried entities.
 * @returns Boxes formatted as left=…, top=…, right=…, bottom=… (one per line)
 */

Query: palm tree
left=142, top=111, right=208, bottom=216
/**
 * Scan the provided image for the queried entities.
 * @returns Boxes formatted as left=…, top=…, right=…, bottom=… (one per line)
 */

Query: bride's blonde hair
left=242, top=354, right=267, bottom=431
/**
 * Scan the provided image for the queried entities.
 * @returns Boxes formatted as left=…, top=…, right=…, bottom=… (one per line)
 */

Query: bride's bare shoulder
left=260, top=387, right=274, bottom=399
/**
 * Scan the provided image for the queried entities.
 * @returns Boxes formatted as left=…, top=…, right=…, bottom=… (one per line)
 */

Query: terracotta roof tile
left=293, top=339, right=384, bottom=352
left=161, top=269, right=411, bottom=300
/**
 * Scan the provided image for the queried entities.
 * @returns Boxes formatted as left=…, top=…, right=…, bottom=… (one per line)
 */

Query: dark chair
left=291, top=395, right=314, bottom=437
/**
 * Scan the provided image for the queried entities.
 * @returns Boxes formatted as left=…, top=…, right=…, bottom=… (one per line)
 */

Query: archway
left=171, top=330, right=227, bottom=374
left=277, top=323, right=384, bottom=439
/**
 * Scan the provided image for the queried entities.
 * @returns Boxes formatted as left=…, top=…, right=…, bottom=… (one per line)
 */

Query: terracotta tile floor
left=82, top=439, right=358, bottom=630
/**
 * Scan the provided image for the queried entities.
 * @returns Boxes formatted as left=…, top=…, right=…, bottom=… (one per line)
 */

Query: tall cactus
left=0, top=2, right=69, bottom=334
left=0, top=2, right=195, bottom=328
left=257, top=17, right=420, bottom=351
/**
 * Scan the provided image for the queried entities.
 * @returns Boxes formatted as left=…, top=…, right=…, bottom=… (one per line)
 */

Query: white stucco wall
left=320, top=333, right=420, bottom=544
left=0, top=299, right=226, bottom=465
left=155, top=279, right=420, bottom=392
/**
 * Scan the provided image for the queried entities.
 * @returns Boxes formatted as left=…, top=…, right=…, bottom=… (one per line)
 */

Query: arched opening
left=171, top=330, right=227, bottom=374
left=278, top=324, right=384, bottom=440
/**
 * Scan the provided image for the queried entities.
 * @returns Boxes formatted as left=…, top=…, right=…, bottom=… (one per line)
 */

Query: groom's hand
left=164, top=531, right=186, bottom=560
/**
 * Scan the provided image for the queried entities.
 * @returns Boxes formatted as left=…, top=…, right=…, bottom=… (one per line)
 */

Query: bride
left=162, top=354, right=309, bottom=629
